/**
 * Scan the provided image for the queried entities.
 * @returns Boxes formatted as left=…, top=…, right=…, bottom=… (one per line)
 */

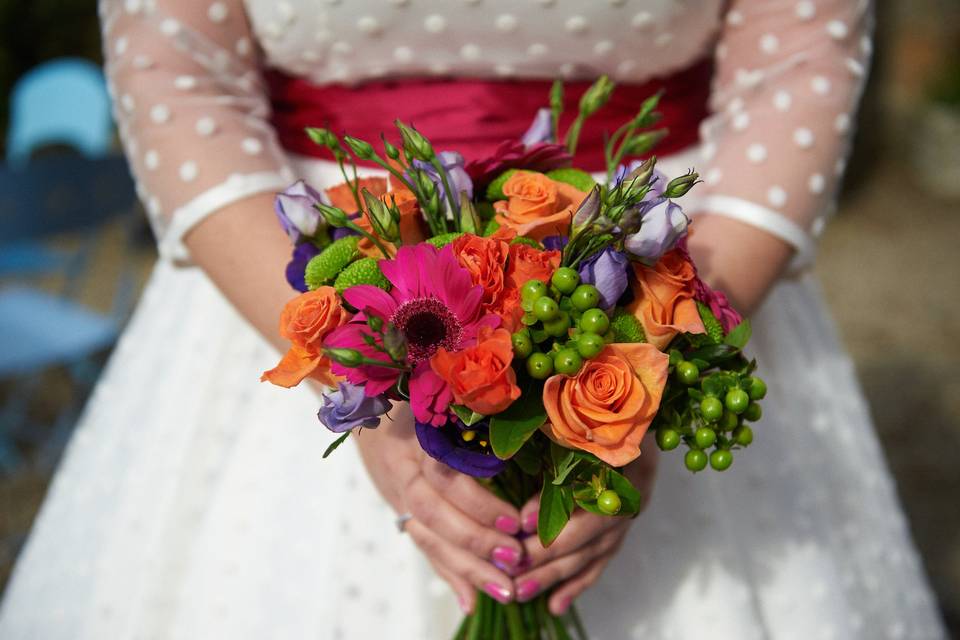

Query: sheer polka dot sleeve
left=101, top=0, right=294, bottom=262
left=694, top=0, right=872, bottom=268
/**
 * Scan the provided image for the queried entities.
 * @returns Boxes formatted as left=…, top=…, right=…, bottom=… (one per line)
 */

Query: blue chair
left=1, top=58, right=140, bottom=471
left=6, top=58, right=114, bottom=168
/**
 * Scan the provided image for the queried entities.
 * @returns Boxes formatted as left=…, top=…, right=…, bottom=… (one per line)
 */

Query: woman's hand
left=512, top=440, right=660, bottom=615
left=352, top=401, right=524, bottom=613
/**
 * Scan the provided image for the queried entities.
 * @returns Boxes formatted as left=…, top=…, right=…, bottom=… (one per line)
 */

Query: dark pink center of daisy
left=390, top=296, right=463, bottom=364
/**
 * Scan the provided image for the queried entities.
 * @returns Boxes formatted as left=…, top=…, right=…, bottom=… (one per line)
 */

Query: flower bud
left=366, top=315, right=384, bottom=333
left=626, top=156, right=657, bottom=188
left=663, top=170, right=700, bottom=199
left=316, top=203, right=349, bottom=227
left=394, top=119, right=435, bottom=162
left=381, top=136, right=401, bottom=160
left=458, top=192, right=481, bottom=234
left=622, top=129, right=667, bottom=157
left=579, top=75, right=615, bottom=117
left=382, top=324, right=408, bottom=362
left=572, top=185, right=602, bottom=230
left=633, top=92, right=662, bottom=127
left=324, top=347, right=365, bottom=368
left=362, top=190, right=400, bottom=242
left=343, top=135, right=375, bottom=160
left=306, top=127, right=337, bottom=149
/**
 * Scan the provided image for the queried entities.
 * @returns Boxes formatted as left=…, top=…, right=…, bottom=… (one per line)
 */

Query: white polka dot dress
left=0, top=2, right=947, bottom=639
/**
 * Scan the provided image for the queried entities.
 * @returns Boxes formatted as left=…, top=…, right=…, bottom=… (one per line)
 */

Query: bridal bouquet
left=263, top=78, right=766, bottom=639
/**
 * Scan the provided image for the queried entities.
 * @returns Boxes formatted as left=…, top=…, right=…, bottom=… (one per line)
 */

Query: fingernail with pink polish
left=516, top=579, right=540, bottom=602
left=491, top=546, right=520, bottom=567
left=554, top=596, right=573, bottom=615
left=483, top=582, right=513, bottom=604
left=457, top=594, right=471, bottom=614
left=522, top=512, right=538, bottom=533
left=495, top=515, right=519, bottom=534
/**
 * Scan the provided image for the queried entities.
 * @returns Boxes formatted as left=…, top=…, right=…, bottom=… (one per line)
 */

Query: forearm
left=184, top=193, right=294, bottom=353
left=686, top=214, right=794, bottom=316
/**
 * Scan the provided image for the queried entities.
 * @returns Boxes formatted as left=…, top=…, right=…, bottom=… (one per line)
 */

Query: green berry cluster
left=510, top=268, right=614, bottom=379
left=655, top=365, right=767, bottom=473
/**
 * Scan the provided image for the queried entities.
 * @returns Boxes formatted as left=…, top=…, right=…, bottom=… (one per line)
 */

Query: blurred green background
left=0, top=0, right=958, bottom=635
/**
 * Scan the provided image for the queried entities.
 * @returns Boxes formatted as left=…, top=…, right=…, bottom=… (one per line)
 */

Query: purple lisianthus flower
left=415, top=418, right=505, bottom=478
left=624, top=199, right=689, bottom=265
left=413, top=151, right=474, bottom=202
left=541, top=235, right=568, bottom=252
left=275, top=180, right=325, bottom=242
left=286, top=242, right=321, bottom=292
left=579, top=247, right=630, bottom=310
left=318, top=382, right=392, bottom=433
left=521, top=108, right=554, bottom=146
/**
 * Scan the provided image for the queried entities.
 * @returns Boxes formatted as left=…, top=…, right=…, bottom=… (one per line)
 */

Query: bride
left=0, top=0, right=948, bottom=638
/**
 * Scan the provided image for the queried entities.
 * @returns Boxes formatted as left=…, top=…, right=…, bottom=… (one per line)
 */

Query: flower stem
left=565, top=115, right=585, bottom=156
left=431, top=156, right=460, bottom=232
left=335, top=154, right=364, bottom=214
left=503, top=603, right=525, bottom=639
left=343, top=220, right=393, bottom=260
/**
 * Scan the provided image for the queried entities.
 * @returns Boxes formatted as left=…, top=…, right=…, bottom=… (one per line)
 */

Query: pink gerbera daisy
left=324, top=244, right=500, bottom=426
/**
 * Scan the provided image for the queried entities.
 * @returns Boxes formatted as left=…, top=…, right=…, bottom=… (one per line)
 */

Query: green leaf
left=701, top=375, right=724, bottom=398
left=538, top=477, right=574, bottom=547
left=724, top=319, right=752, bottom=350
left=512, top=440, right=542, bottom=476
left=575, top=498, right=606, bottom=516
left=607, top=468, right=643, bottom=516
left=550, top=443, right=581, bottom=485
left=322, top=432, right=350, bottom=459
left=451, top=404, right=485, bottom=427
left=691, top=358, right=710, bottom=370
left=489, top=378, right=547, bottom=460
left=669, top=349, right=683, bottom=366
left=687, top=388, right=705, bottom=401
left=688, top=343, right=739, bottom=365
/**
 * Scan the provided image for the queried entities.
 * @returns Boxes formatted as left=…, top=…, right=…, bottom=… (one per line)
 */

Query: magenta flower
left=324, top=244, right=500, bottom=425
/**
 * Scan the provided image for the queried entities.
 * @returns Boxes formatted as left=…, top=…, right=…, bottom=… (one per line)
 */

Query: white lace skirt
left=0, top=155, right=947, bottom=640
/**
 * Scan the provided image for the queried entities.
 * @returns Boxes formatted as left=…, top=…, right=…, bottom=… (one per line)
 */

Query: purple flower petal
left=521, top=108, right=554, bottom=146
left=285, top=242, right=321, bottom=292
left=624, top=199, right=689, bottom=265
left=318, top=382, right=392, bottom=433
left=275, top=180, right=324, bottom=242
left=579, top=248, right=629, bottom=310
left=415, top=419, right=506, bottom=478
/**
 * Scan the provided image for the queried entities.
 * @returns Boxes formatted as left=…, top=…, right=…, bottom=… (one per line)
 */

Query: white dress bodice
left=101, top=0, right=871, bottom=263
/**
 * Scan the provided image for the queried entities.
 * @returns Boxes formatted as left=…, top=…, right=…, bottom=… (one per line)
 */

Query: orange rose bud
left=626, top=249, right=706, bottom=351
left=493, top=171, right=588, bottom=241
left=453, top=233, right=511, bottom=310
left=430, top=327, right=521, bottom=416
left=261, top=287, right=351, bottom=388
left=541, top=343, right=669, bottom=467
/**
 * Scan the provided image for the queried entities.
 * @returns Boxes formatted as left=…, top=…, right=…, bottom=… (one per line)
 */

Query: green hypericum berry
left=696, top=301, right=725, bottom=345
left=551, top=267, right=580, bottom=295
left=510, top=236, right=542, bottom=250
left=570, top=284, right=600, bottom=311
left=596, top=489, right=622, bottom=515
left=733, top=425, right=754, bottom=446
left=333, top=257, right=391, bottom=294
left=694, top=427, right=717, bottom=449
left=533, top=297, right=560, bottom=322
left=545, top=168, right=599, bottom=193
left=657, top=428, right=681, bottom=451
left=610, top=310, right=646, bottom=343
left=526, top=352, right=554, bottom=380
left=675, top=361, right=700, bottom=386
left=747, top=376, right=768, bottom=400
left=511, top=331, right=534, bottom=359
left=521, top=280, right=548, bottom=303
left=744, top=402, right=763, bottom=422
left=710, top=449, right=733, bottom=471
left=576, top=332, right=605, bottom=358
left=579, top=308, right=610, bottom=335
left=304, top=236, right=360, bottom=290
left=484, top=169, right=521, bottom=201
left=553, top=349, right=583, bottom=376
left=719, top=410, right=739, bottom=432
left=685, top=449, right=708, bottom=473
left=543, top=312, right=571, bottom=338
left=725, top=389, right=750, bottom=415
left=425, top=232, right=464, bottom=248
left=700, top=396, right=723, bottom=422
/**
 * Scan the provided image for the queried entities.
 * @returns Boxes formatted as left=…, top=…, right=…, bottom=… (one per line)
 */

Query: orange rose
left=453, top=232, right=511, bottom=310
left=494, top=172, right=587, bottom=240
left=541, top=343, right=668, bottom=467
left=506, top=242, right=561, bottom=291
left=261, top=287, right=351, bottom=388
left=324, top=177, right=387, bottom=212
left=626, top=249, right=706, bottom=351
left=431, top=328, right=521, bottom=415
